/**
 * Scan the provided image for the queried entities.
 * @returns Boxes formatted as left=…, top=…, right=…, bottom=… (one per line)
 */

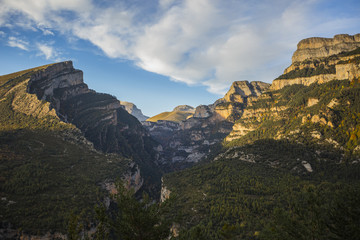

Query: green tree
left=96, top=182, right=170, bottom=240
left=67, top=212, right=86, bottom=240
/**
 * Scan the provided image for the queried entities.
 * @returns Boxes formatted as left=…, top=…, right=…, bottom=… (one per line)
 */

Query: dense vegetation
left=164, top=140, right=360, bottom=239
left=276, top=65, right=336, bottom=79
left=77, top=182, right=172, bottom=240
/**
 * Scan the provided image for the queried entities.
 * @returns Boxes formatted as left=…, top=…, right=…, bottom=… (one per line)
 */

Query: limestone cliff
left=271, top=34, right=360, bottom=90
left=27, top=61, right=161, bottom=192
left=292, top=34, right=360, bottom=63
left=120, top=100, right=149, bottom=122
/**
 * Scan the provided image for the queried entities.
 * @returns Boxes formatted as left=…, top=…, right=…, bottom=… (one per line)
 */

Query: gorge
left=1, top=33, right=360, bottom=239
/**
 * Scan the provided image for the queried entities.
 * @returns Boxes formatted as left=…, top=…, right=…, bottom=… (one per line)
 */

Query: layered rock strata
left=292, top=34, right=360, bottom=63
left=271, top=34, right=360, bottom=90
left=27, top=61, right=161, bottom=191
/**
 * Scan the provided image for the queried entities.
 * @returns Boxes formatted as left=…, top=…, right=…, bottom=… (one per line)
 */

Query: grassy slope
left=0, top=66, right=130, bottom=234
left=147, top=111, right=193, bottom=123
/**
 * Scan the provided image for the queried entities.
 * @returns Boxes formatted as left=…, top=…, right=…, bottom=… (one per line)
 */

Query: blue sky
left=0, top=0, right=359, bottom=116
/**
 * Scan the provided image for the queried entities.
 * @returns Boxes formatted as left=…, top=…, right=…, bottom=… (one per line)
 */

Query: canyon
left=1, top=33, right=360, bottom=239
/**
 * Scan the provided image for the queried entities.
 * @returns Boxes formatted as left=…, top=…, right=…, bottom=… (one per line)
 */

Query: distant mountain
left=143, top=81, right=270, bottom=169
left=146, top=105, right=195, bottom=123
left=120, top=100, right=149, bottom=122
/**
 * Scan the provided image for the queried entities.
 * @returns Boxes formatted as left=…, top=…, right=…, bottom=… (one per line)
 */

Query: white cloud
left=0, top=31, right=5, bottom=37
left=36, top=43, right=58, bottom=60
left=7, top=36, right=29, bottom=50
left=0, top=0, right=360, bottom=94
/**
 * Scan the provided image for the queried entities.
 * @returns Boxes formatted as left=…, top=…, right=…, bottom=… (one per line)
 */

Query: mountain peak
left=222, top=81, right=270, bottom=103
left=120, top=101, right=149, bottom=122
left=172, top=105, right=195, bottom=112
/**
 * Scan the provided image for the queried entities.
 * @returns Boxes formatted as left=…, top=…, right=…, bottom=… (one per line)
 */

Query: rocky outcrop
left=160, top=178, right=171, bottom=203
left=221, top=81, right=270, bottom=103
left=226, top=104, right=288, bottom=141
left=292, top=34, right=360, bottom=63
left=213, top=81, right=270, bottom=120
left=336, top=62, right=360, bottom=80
left=193, top=105, right=212, bottom=118
left=123, top=163, right=144, bottom=193
left=120, top=101, right=149, bottom=122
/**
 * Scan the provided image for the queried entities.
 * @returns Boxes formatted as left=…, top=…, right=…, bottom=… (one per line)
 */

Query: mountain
left=161, top=34, right=360, bottom=238
left=120, top=100, right=149, bottom=122
left=146, top=105, right=195, bottom=123
left=0, top=62, right=160, bottom=238
left=144, top=81, right=269, bottom=170
left=1, top=33, right=360, bottom=239
left=26, top=62, right=161, bottom=187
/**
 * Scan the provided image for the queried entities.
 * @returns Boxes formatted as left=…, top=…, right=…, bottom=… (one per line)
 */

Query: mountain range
left=1, top=33, right=360, bottom=239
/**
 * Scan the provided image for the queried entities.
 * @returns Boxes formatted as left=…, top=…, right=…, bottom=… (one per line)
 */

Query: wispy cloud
left=36, top=43, right=58, bottom=60
left=1, top=0, right=360, bottom=94
left=7, top=36, right=29, bottom=50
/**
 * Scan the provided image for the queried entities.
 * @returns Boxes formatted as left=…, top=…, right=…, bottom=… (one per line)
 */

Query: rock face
left=193, top=105, right=212, bottom=118
left=144, top=80, right=269, bottom=169
left=160, top=178, right=171, bottom=203
left=222, top=81, right=270, bottom=102
left=292, top=34, right=360, bottom=63
left=120, top=101, right=149, bottom=122
left=27, top=61, right=161, bottom=191
left=213, top=81, right=270, bottom=120
left=271, top=34, right=360, bottom=90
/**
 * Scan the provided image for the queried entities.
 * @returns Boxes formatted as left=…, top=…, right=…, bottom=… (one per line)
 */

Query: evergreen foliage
left=91, top=182, right=171, bottom=240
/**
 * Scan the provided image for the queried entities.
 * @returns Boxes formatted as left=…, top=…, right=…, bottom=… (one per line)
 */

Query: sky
left=0, top=0, right=359, bottom=116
